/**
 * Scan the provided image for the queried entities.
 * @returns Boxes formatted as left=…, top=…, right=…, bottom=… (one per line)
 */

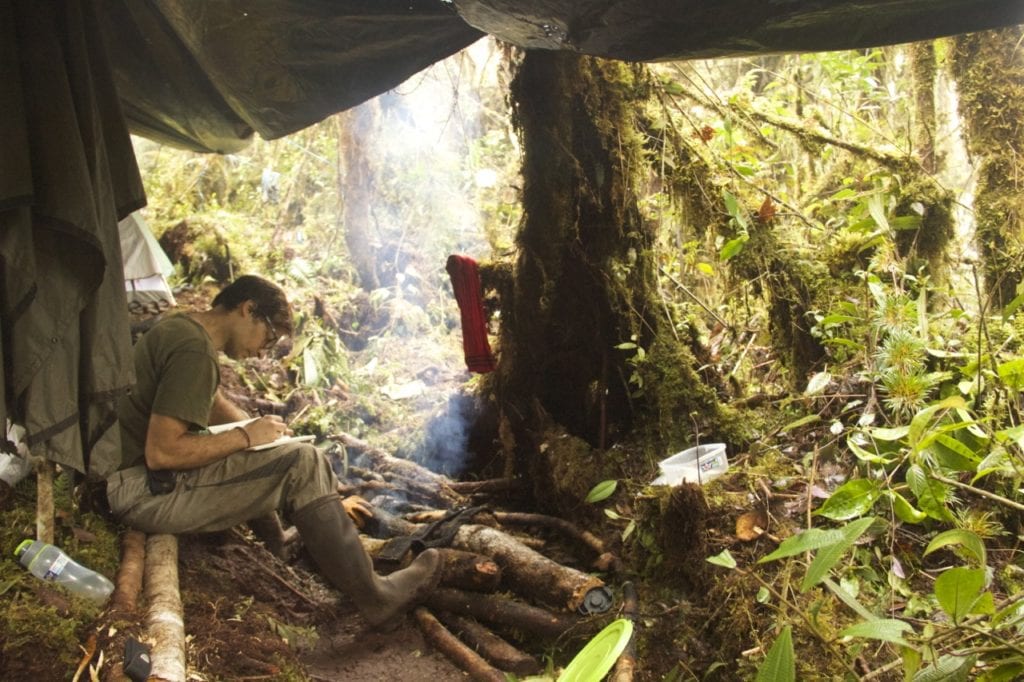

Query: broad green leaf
left=867, top=193, right=890, bottom=231
left=819, top=313, right=859, bottom=326
left=805, top=371, right=832, bottom=396
left=707, top=550, right=737, bottom=569
left=759, top=528, right=846, bottom=563
left=780, top=414, right=820, bottom=433
left=983, top=662, right=1024, bottom=682
left=929, top=434, right=981, bottom=471
left=847, top=436, right=893, bottom=464
left=722, top=190, right=749, bottom=228
left=997, top=358, right=1024, bottom=390
left=869, top=425, right=910, bottom=441
left=585, top=480, right=617, bottom=503
left=912, top=654, right=976, bottom=682
left=720, top=235, right=748, bottom=261
left=995, top=424, right=1024, bottom=449
left=887, top=490, right=927, bottom=524
left=909, top=396, right=966, bottom=450
left=924, top=529, right=987, bottom=567
left=906, top=464, right=955, bottom=522
left=814, top=479, right=882, bottom=520
left=839, top=618, right=912, bottom=646
left=935, top=567, right=987, bottom=624
left=801, top=517, right=876, bottom=591
left=1002, top=291, right=1024, bottom=320
left=696, top=262, right=714, bottom=276
left=755, top=626, right=794, bottom=682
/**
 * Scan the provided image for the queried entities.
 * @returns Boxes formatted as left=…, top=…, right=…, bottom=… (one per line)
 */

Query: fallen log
left=145, top=534, right=185, bottom=682
left=413, top=607, right=506, bottom=682
left=426, top=588, right=579, bottom=640
left=436, top=611, right=541, bottom=675
left=609, top=581, right=638, bottom=682
left=110, top=530, right=146, bottom=613
left=328, top=432, right=464, bottom=507
left=454, top=524, right=606, bottom=613
left=437, top=549, right=502, bottom=592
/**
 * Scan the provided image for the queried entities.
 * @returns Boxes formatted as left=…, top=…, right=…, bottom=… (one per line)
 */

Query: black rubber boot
left=293, top=495, right=443, bottom=628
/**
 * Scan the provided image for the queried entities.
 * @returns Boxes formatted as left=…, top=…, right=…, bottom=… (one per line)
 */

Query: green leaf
left=780, top=414, right=820, bottom=433
left=755, top=626, right=794, bottom=682
left=1002, top=291, right=1024, bottom=320
left=759, top=528, right=846, bottom=563
left=707, top=550, right=737, bottom=569
left=867, top=193, right=890, bottom=231
left=846, top=437, right=893, bottom=464
left=928, top=434, right=981, bottom=471
left=814, top=479, right=882, bottom=520
left=887, top=490, right=927, bottom=524
left=722, top=190, right=749, bottom=228
left=585, top=480, right=617, bottom=503
left=819, top=313, right=859, bottom=326
left=696, top=262, right=714, bottom=276
left=839, top=618, right=912, bottom=646
left=924, top=529, right=987, bottom=566
left=890, top=215, right=923, bottom=231
left=906, top=464, right=955, bottom=522
left=869, top=425, right=909, bottom=441
left=997, top=358, right=1024, bottom=390
left=935, top=567, right=987, bottom=624
left=909, top=396, right=966, bottom=451
left=719, top=235, right=748, bottom=261
left=801, top=517, right=876, bottom=591
left=912, top=654, right=976, bottom=682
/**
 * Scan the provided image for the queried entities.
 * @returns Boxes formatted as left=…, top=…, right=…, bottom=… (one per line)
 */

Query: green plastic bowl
left=558, top=618, right=634, bottom=682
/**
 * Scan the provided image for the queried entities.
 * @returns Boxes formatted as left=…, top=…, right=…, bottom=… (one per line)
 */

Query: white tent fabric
left=118, top=211, right=176, bottom=315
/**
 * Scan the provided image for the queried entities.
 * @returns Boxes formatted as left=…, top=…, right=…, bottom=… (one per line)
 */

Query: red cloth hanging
left=446, top=254, right=496, bottom=373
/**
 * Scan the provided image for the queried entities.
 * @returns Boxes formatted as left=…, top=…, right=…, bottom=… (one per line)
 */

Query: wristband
left=235, top=425, right=252, bottom=448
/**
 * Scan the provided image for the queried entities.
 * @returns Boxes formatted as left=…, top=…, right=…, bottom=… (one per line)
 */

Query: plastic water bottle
left=14, top=539, right=114, bottom=603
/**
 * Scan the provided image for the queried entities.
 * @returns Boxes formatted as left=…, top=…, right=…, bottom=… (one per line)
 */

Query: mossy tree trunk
left=494, top=51, right=730, bottom=490
left=340, top=101, right=381, bottom=291
left=951, top=27, right=1024, bottom=309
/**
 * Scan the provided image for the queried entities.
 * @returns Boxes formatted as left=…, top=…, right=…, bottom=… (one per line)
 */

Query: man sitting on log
left=105, top=274, right=443, bottom=628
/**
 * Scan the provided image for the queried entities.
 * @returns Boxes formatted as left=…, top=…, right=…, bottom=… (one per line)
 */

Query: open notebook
left=207, top=418, right=315, bottom=452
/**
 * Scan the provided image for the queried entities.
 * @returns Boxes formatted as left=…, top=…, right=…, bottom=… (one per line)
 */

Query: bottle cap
left=14, top=538, right=36, bottom=559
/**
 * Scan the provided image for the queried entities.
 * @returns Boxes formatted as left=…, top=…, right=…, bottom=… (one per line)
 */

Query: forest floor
left=0, top=283, right=842, bottom=681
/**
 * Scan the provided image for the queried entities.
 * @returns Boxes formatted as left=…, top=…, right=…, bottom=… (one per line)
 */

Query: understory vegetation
left=3, top=29, right=1024, bottom=682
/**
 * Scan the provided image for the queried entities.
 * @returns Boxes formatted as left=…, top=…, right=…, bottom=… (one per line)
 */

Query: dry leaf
left=735, top=510, right=769, bottom=541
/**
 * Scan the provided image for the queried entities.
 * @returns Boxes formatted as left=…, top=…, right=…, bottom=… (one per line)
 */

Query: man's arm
left=209, top=389, right=249, bottom=425
left=144, top=412, right=289, bottom=471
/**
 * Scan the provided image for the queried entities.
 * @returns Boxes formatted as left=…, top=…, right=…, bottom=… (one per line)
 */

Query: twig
left=413, top=608, right=506, bottom=682
left=929, top=473, right=1024, bottom=512
left=659, top=266, right=730, bottom=328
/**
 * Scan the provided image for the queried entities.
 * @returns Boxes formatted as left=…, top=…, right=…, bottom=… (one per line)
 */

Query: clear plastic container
left=15, top=539, right=114, bottom=603
left=651, top=443, right=728, bottom=486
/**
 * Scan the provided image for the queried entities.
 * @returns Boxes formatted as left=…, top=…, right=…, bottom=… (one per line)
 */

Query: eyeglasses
left=258, top=312, right=280, bottom=351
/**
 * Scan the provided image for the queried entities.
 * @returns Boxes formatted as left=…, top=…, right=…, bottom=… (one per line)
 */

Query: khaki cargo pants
left=106, top=442, right=338, bottom=534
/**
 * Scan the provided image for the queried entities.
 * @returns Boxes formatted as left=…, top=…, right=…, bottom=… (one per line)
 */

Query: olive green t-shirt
left=115, top=315, right=220, bottom=470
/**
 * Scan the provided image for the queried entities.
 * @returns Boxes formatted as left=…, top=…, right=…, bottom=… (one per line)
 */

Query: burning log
left=413, top=608, right=506, bottom=682
left=145, top=534, right=185, bottom=682
left=426, top=588, right=579, bottom=640
left=407, top=509, right=616, bottom=568
left=609, top=581, right=638, bottom=682
left=453, top=524, right=607, bottom=613
left=329, top=431, right=464, bottom=507
left=435, top=611, right=542, bottom=675
left=110, top=530, right=146, bottom=613
left=437, top=549, right=502, bottom=592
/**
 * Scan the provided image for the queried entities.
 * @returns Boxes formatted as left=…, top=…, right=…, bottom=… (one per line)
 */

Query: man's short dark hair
left=212, top=275, right=294, bottom=336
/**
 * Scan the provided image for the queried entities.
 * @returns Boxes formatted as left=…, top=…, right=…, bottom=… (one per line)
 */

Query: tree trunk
left=340, top=102, right=381, bottom=291
left=499, top=51, right=733, bottom=499
left=950, top=27, right=1024, bottom=309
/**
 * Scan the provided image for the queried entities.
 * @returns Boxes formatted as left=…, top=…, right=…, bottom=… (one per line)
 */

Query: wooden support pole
left=413, top=608, right=507, bottom=682
left=145, top=535, right=184, bottom=682
left=110, top=530, right=147, bottom=614
left=35, top=459, right=55, bottom=544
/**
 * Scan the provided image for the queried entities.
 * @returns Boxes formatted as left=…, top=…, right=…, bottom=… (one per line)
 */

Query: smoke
left=411, top=391, right=479, bottom=478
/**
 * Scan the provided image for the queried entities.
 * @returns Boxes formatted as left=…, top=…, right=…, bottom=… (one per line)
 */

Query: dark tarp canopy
left=97, top=0, right=1024, bottom=153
